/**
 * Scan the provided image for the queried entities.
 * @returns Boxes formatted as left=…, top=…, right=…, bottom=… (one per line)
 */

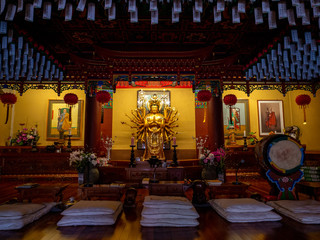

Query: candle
left=69, top=128, right=72, bottom=135
left=244, top=130, right=246, bottom=137
left=131, top=136, right=134, bottom=145
left=173, top=137, right=176, bottom=145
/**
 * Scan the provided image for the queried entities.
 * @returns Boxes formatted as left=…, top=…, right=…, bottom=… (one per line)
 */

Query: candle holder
left=171, top=145, right=179, bottom=167
left=192, top=136, right=208, bottom=159
left=66, top=134, right=72, bottom=152
left=129, top=145, right=137, bottom=168
left=31, top=135, right=38, bottom=152
left=103, top=136, right=115, bottom=161
left=243, top=136, right=248, bottom=151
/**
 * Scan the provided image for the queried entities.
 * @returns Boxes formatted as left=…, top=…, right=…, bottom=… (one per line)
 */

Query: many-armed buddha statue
left=123, top=93, right=179, bottom=161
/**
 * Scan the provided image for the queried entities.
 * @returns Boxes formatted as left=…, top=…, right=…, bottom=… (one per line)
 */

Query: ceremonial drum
left=255, top=134, right=304, bottom=176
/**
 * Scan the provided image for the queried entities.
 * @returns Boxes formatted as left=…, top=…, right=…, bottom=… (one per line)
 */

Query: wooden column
left=84, top=95, right=101, bottom=152
left=207, top=95, right=224, bottom=150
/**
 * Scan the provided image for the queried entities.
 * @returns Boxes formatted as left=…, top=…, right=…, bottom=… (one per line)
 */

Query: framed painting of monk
left=223, top=99, right=250, bottom=139
left=258, top=100, right=284, bottom=136
left=46, top=100, right=83, bottom=140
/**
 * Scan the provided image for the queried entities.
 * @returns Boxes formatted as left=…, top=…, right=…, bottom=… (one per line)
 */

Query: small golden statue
left=122, top=93, right=179, bottom=161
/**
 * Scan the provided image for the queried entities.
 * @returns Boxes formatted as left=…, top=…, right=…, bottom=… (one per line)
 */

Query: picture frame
left=46, top=100, right=83, bottom=140
left=137, top=90, right=170, bottom=110
left=223, top=99, right=250, bottom=139
left=136, top=90, right=171, bottom=150
left=258, top=100, right=284, bottom=136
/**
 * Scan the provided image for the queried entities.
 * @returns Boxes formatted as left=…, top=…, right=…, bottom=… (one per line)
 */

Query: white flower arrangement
left=69, top=150, right=98, bottom=173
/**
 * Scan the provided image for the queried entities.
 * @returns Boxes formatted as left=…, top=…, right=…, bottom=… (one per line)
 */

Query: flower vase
left=107, top=148, right=111, bottom=161
left=84, top=163, right=92, bottom=187
left=201, top=167, right=217, bottom=180
left=218, top=171, right=226, bottom=183
left=78, top=173, right=84, bottom=185
left=89, top=167, right=100, bottom=184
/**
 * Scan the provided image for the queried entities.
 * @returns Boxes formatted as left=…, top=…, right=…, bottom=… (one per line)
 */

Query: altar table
left=15, top=184, right=69, bottom=202
left=295, top=181, right=320, bottom=200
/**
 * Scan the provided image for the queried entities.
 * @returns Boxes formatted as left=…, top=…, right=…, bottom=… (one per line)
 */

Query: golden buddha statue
left=123, top=94, right=178, bottom=161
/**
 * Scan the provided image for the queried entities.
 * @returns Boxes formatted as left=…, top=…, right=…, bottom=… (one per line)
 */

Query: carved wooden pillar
left=207, top=94, right=225, bottom=150
left=84, top=94, right=101, bottom=152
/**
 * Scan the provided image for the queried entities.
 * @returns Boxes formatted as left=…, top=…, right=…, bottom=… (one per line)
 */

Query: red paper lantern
left=0, top=93, right=17, bottom=105
left=295, top=94, right=311, bottom=106
left=295, top=94, right=311, bottom=124
left=0, top=93, right=17, bottom=124
left=96, top=91, right=111, bottom=104
left=223, top=94, right=237, bottom=106
left=197, top=90, right=212, bottom=102
left=64, top=93, right=78, bottom=105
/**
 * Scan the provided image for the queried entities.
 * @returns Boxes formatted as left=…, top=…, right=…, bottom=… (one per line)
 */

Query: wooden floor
left=0, top=177, right=320, bottom=240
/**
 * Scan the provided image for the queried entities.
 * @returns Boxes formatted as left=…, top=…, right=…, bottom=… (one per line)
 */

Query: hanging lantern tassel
left=5, top=104, right=9, bottom=124
left=96, top=91, right=111, bottom=124
left=197, top=90, right=212, bottom=123
left=229, top=105, right=233, bottom=125
left=69, top=106, right=72, bottom=122
left=101, top=105, right=104, bottom=124
left=203, top=102, right=207, bottom=123
left=295, top=94, right=311, bottom=125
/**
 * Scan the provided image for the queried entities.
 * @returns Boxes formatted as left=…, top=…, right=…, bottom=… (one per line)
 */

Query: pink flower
left=281, top=177, right=289, bottom=183
left=203, top=159, right=208, bottom=164
left=217, top=148, right=226, bottom=157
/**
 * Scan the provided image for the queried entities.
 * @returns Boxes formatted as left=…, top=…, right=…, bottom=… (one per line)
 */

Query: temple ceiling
left=0, top=1, right=320, bottom=95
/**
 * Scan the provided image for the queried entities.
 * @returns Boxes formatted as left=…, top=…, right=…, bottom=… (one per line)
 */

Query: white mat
left=57, top=201, right=123, bottom=226
left=267, top=200, right=320, bottom=224
left=210, top=200, right=281, bottom=223
left=57, top=203, right=122, bottom=226
left=140, top=196, right=199, bottom=227
left=140, top=216, right=199, bottom=227
left=143, top=195, right=193, bottom=209
left=142, top=206, right=199, bottom=219
left=61, top=200, right=122, bottom=216
left=0, top=202, right=56, bottom=230
left=211, top=198, right=274, bottom=213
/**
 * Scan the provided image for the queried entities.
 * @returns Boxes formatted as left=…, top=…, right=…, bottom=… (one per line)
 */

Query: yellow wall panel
left=222, top=89, right=320, bottom=151
left=112, top=88, right=196, bottom=150
left=1, top=87, right=319, bottom=151
left=0, top=89, right=86, bottom=146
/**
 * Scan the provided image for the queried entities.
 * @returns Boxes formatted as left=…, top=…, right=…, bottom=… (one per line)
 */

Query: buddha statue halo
left=122, top=94, right=179, bottom=161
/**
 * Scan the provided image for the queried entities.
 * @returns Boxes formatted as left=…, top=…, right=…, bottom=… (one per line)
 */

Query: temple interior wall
left=0, top=88, right=319, bottom=151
